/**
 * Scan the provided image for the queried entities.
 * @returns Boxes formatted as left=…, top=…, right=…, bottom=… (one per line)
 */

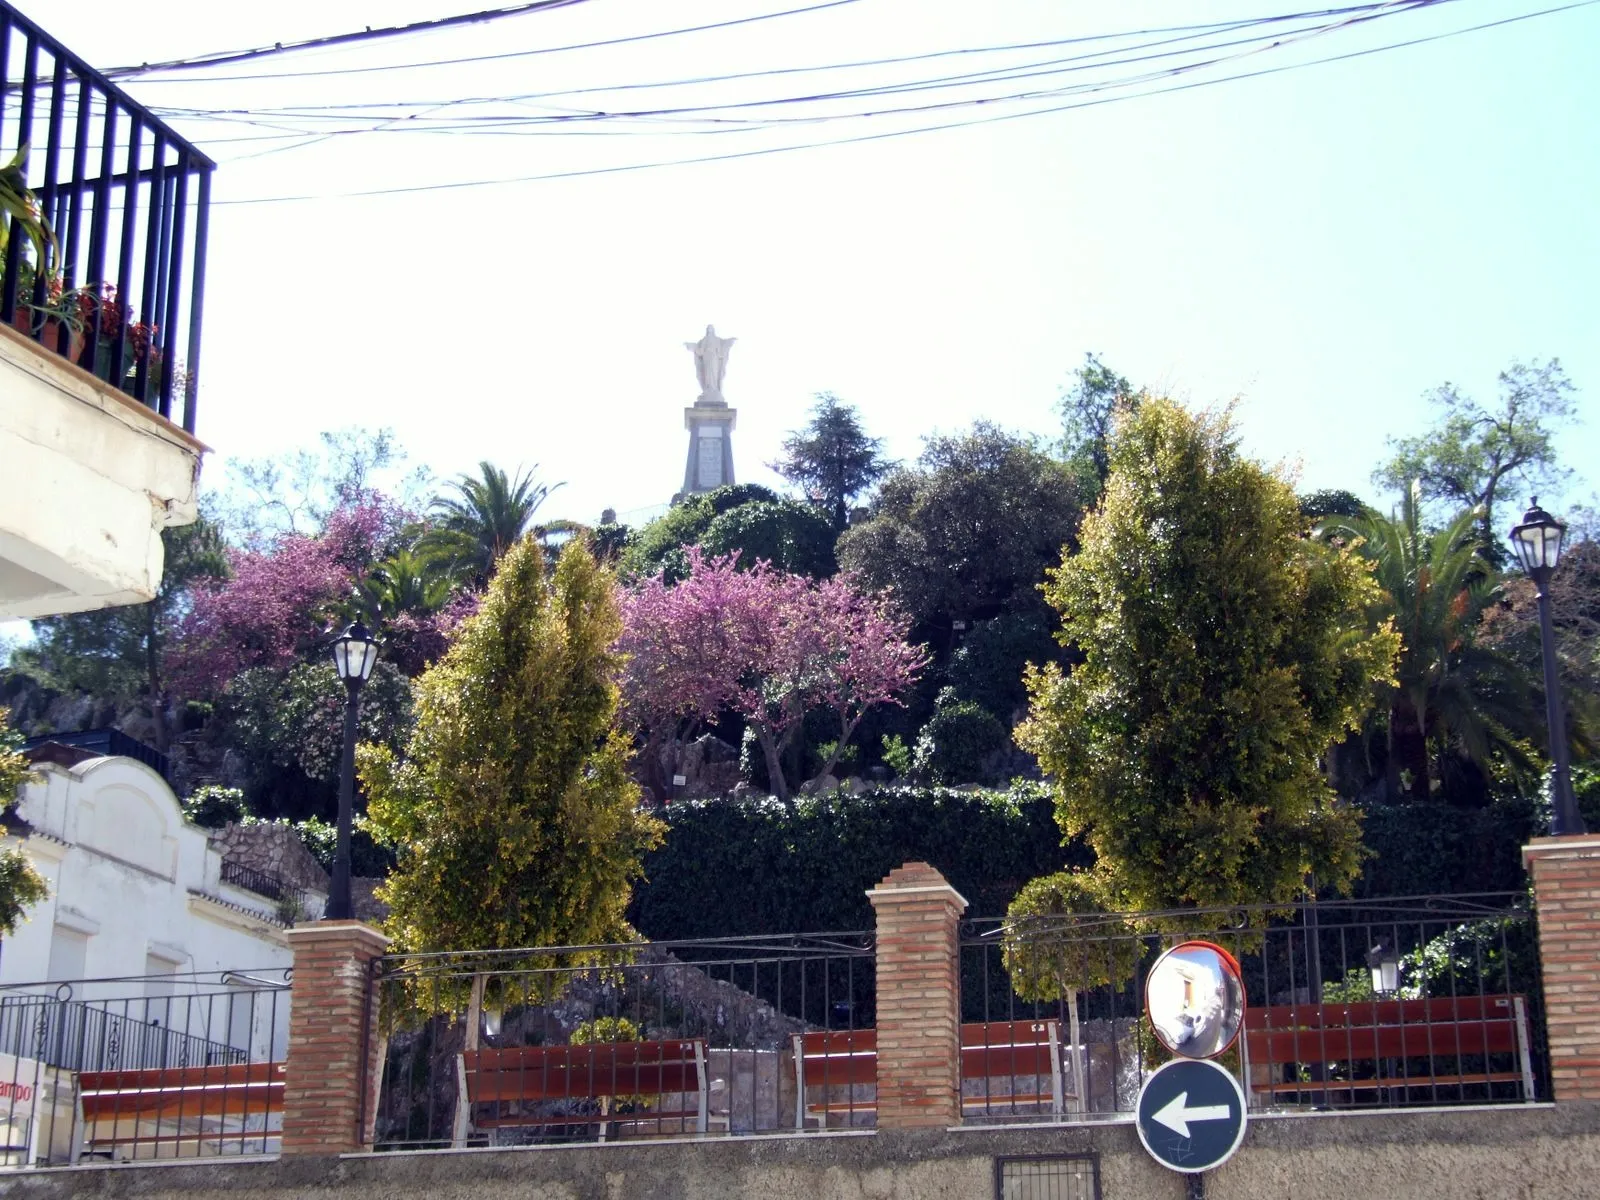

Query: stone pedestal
left=1524, top=835, right=1600, bottom=1101
left=867, top=862, right=968, bottom=1128
left=282, top=920, right=389, bottom=1154
left=683, top=401, right=737, bottom=495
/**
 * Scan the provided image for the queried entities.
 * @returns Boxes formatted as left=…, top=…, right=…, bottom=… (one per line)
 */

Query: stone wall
left=211, top=820, right=331, bottom=896
left=10, top=1104, right=1600, bottom=1199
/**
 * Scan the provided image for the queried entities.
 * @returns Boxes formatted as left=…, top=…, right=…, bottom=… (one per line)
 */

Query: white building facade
left=0, top=754, right=311, bottom=990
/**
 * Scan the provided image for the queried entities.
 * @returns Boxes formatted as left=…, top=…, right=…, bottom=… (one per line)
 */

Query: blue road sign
left=1135, top=1058, right=1248, bottom=1174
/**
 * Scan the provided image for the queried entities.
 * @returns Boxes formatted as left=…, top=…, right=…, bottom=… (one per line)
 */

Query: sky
left=29, top=0, right=1600, bottom=533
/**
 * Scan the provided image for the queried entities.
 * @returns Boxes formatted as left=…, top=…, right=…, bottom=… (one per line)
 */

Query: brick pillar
left=867, top=861, right=968, bottom=1128
left=282, top=920, right=390, bottom=1154
left=1524, top=835, right=1600, bottom=1101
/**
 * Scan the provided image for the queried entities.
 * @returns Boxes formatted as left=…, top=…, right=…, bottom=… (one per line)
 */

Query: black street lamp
left=328, top=621, right=380, bottom=920
left=1509, top=499, right=1585, bottom=837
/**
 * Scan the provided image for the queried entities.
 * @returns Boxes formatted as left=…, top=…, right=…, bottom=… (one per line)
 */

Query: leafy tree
left=1478, top=536, right=1600, bottom=760
left=1017, top=399, right=1398, bottom=911
left=699, top=500, right=836, bottom=579
left=1059, top=353, right=1142, bottom=503
left=945, top=611, right=1062, bottom=723
left=360, top=537, right=664, bottom=973
left=419, top=462, right=558, bottom=587
left=1375, top=359, right=1578, bottom=557
left=16, top=516, right=228, bottom=748
left=619, top=484, right=780, bottom=581
left=1298, top=489, right=1370, bottom=523
left=0, top=711, right=49, bottom=937
left=770, top=393, right=893, bottom=531
left=216, top=426, right=426, bottom=546
left=223, top=661, right=413, bottom=822
left=618, top=550, right=925, bottom=804
left=1002, top=870, right=1141, bottom=1096
left=1324, top=486, right=1544, bottom=802
left=588, top=519, right=631, bottom=563
left=837, top=422, right=1083, bottom=637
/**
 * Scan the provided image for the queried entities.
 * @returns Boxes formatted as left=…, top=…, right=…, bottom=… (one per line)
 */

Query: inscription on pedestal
left=698, top=432, right=723, bottom=488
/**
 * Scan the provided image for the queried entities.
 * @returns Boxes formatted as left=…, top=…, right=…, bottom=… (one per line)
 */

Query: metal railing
left=0, top=1, right=212, bottom=432
left=0, top=971, right=288, bottom=1166
left=960, top=893, right=1544, bottom=1122
left=372, top=933, right=875, bottom=1149
left=220, top=861, right=292, bottom=904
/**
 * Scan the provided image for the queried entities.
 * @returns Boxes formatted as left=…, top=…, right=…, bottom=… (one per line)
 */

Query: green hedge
left=1353, top=798, right=1539, bottom=898
left=627, top=785, right=1082, bottom=937
left=628, top=787, right=1546, bottom=943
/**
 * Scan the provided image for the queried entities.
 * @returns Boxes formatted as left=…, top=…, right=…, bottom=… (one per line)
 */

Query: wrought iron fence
left=0, top=971, right=288, bottom=1166
left=220, top=861, right=292, bottom=904
left=0, top=1, right=213, bottom=432
left=960, top=893, right=1544, bottom=1122
left=371, top=933, right=875, bottom=1149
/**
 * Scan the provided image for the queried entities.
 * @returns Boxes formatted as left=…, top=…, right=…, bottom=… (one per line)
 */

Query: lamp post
left=1508, top=500, right=1585, bottom=837
left=328, top=622, right=380, bottom=920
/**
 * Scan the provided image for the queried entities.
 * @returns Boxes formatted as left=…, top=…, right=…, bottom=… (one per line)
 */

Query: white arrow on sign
left=1151, top=1091, right=1232, bottom=1138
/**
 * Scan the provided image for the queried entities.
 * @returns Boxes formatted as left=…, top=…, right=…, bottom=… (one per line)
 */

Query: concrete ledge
left=8, top=1103, right=1600, bottom=1199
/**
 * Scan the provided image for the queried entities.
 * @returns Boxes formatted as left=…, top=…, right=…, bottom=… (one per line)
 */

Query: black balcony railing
left=220, top=860, right=291, bottom=904
left=0, top=2, right=213, bottom=433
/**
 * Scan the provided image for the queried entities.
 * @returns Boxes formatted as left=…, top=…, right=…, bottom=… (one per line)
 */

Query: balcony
left=0, top=1, right=212, bottom=620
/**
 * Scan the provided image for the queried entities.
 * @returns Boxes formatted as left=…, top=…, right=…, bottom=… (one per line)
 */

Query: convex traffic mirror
left=1145, top=940, right=1246, bottom=1059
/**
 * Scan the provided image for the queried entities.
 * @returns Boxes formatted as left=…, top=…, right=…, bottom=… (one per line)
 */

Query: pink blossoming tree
left=169, top=502, right=393, bottom=696
left=618, top=548, right=925, bottom=805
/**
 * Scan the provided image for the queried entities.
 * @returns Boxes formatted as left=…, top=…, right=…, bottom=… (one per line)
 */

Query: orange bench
left=459, top=1039, right=712, bottom=1141
left=793, top=1021, right=1068, bottom=1128
left=74, top=1061, right=284, bottom=1160
left=1243, top=994, right=1536, bottom=1103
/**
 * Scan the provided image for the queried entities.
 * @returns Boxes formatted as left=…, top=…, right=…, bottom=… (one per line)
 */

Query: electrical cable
left=104, top=0, right=864, bottom=83
left=101, top=0, right=597, bottom=77
left=123, top=0, right=1443, bottom=154
left=206, top=0, right=1597, bottom=204
left=144, top=0, right=1446, bottom=152
left=153, top=6, right=1399, bottom=121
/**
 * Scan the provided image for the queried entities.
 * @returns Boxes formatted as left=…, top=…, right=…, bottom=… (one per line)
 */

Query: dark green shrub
left=911, top=690, right=1008, bottom=784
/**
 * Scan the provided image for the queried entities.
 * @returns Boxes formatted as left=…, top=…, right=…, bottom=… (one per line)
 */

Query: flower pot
left=9, top=305, right=85, bottom=365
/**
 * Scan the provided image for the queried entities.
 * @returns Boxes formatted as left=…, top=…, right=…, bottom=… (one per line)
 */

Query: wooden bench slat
left=1246, top=996, right=1521, bottom=1035
left=78, top=1062, right=281, bottom=1091
left=81, top=1086, right=285, bottom=1122
left=1258, top=1071, right=1527, bottom=1094
left=1247, top=1023, right=1519, bottom=1063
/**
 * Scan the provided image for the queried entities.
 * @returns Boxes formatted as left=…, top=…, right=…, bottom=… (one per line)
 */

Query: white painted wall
left=0, top=324, right=202, bottom=619
left=0, top=757, right=316, bottom=1063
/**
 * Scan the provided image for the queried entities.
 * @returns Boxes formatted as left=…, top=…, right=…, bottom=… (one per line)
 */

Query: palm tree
left=419, top=462, right=560, bottom=587
left=1323, top=483, right=1539, bottom=801
left=353, top=549, right=454, bottom=625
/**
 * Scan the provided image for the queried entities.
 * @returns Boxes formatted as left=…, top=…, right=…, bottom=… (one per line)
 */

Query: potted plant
left=0, top=147, right=161, bottom=394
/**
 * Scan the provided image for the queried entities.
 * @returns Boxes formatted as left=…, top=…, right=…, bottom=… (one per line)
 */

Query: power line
left=126, top=1, right=1444, bottom=157
left=209, top=0, right=1597, bottom=205
left=107, top=0, right=865, bottom=85
left=153, top=6, right=1400, bottom=121
left=145, top=1, right=1446, bottom=154
left=103, top=0, right=598, bottom=77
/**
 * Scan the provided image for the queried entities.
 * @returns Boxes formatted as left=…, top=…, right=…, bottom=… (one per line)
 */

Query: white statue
left=685, top=324, right=736, bottom=400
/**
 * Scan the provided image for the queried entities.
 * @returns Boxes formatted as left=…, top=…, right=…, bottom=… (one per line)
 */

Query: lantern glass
left=1365, top=942, right=1400, bottom=995
left=331, top=623, right=379, bottom=683
left=1510, top=503, right=1565, bottom=576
